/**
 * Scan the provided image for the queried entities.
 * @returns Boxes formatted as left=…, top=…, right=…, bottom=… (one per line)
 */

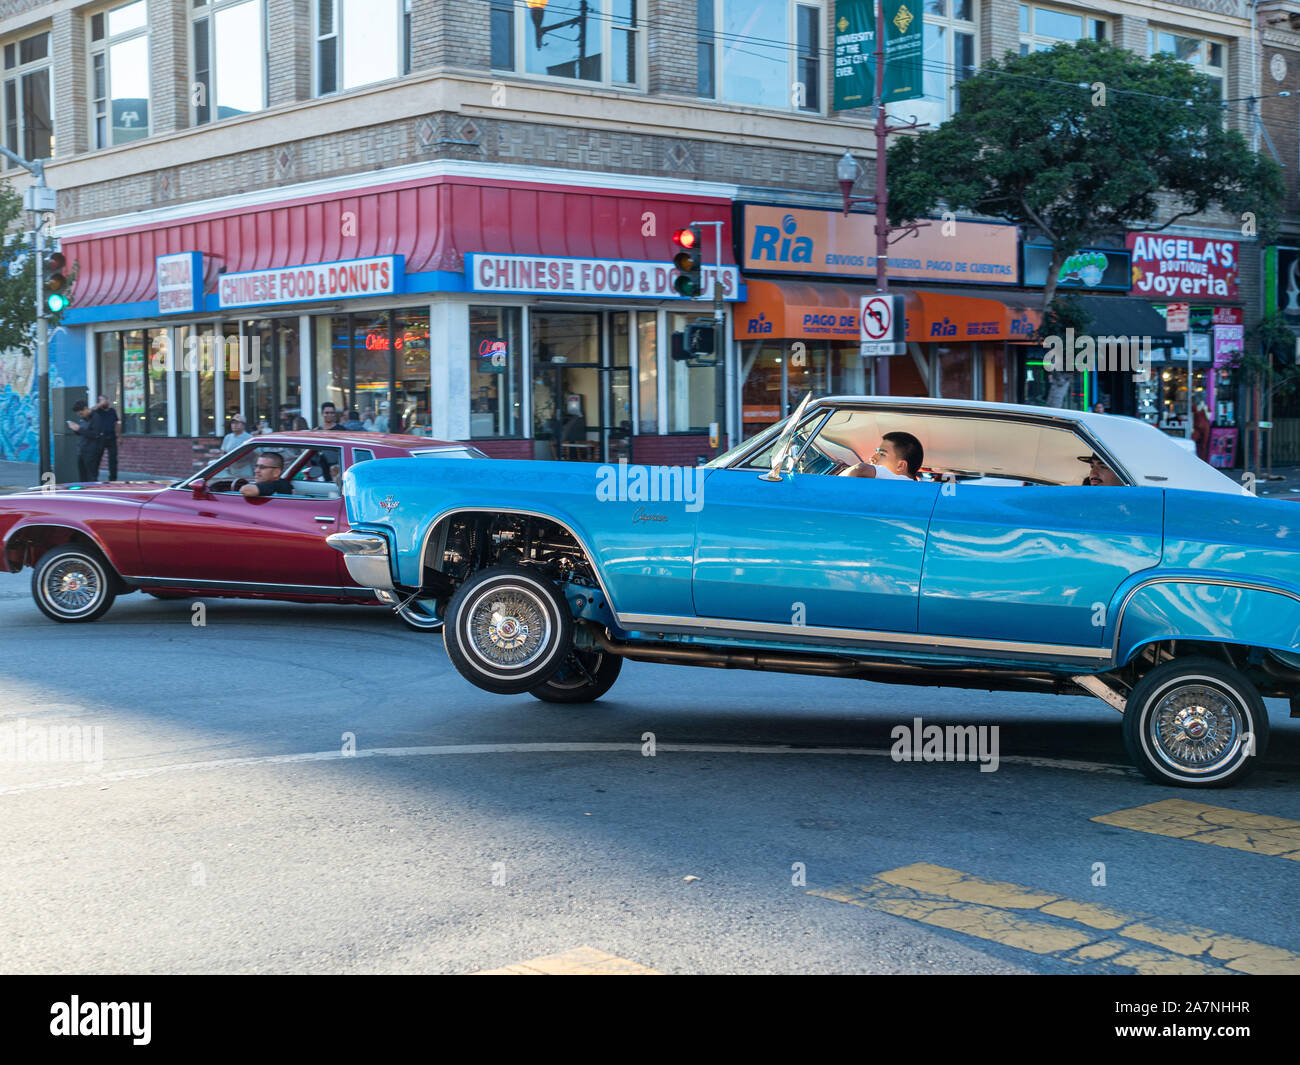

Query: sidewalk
left=0, top=460, right=163, bottom=494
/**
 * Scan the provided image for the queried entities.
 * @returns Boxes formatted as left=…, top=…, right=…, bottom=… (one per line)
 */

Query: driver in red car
left=238, top=451, right=295, bottom=497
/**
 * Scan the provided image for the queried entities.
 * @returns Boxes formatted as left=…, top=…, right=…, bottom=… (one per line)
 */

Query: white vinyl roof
left=810, top=396, right=1249, bottom=495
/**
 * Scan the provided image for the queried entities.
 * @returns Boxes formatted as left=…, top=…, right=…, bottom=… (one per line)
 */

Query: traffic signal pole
left=688, top=219, right=727, bottom=456
left=0, top=143, right=54, bottom=480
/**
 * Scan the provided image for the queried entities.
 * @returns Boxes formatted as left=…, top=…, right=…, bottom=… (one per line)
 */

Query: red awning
left=64, top=177, right=737, bottom=308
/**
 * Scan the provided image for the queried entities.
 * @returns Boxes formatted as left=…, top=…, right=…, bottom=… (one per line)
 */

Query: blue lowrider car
left=330, top=396, right=1295, bottom=788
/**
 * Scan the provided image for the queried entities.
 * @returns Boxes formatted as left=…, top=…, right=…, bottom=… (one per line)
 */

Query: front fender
left=1113, top=573, right=1300, bottom=664
left=3, top=517, right=131, bottom=576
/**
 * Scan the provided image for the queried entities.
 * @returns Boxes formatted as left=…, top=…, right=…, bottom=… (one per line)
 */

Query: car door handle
left=315, top=516, right=336, bottom=523
left=199, top=511, right=219, bottom=518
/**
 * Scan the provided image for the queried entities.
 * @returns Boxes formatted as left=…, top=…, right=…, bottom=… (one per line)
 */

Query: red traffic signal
left=671, top=225, right=703, bottom=298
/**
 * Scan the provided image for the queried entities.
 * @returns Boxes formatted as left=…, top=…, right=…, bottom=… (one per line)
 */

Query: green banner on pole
left=882, top=0, right=923, bottom=103
left=832, top=0, right=875, bottom=111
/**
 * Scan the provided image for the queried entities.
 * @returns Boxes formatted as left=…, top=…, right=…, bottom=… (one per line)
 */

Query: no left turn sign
left=860, top=295, right=894, bottom=341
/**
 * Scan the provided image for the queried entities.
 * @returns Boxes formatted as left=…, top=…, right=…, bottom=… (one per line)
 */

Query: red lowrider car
left=0, top=431, right=484, bottom=629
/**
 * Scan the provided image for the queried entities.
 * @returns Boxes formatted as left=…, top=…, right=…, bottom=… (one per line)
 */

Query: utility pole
left=0, top=143, right=56, bottom=480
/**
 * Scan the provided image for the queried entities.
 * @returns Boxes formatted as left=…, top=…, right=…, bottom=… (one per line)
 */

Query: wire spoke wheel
left=1122, top=657, right=1268, bottom=788
left=1148, top=684, right=1242, bottom=773
left=465, top=588, right=551, bottom=670
left=31, top=545, right=117, bottom=623
left=444, top=566, right=573, bottom=694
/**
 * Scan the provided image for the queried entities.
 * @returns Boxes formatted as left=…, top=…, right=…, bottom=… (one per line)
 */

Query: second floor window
left=1019, top=4, right=1106, bottom=53
left=491, top=0, right=642, bottom=88
left=193, top=0, right=267, bottom=124
left=1148, top=28, right=1226, bottom=99
left=698, top=0, right=823, bottom=113
left=3, top=30, right=51, bottom=165
left=316, top=0, right=411, bottom=96
left=90, top=0, right=149, bottom=148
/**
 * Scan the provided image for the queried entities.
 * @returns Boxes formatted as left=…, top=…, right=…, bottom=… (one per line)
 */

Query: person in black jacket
left=87, top=395, right=119, bottom=480
left=65, top=401, right=100, bottom=482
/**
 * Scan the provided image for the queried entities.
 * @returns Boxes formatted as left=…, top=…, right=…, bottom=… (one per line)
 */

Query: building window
left=667, top=312, right=716, bottom=432
left=99, top=327, right=168, bottom=434
left=192, top=0, right=266, bottom=125
left=312, top=309, right=431, bottom=433
left=1148, top=28, right=1226, bottom=99
left=884, top=0, right=975, bottom=128
left=698, top=0, right=823, bottom=112
left=315, top=0, right=408, bottom=97
left=1019, top=4, right=1106, bottom=54
left=90, top=0, right=149, bottom=148
left=491, top=0, right=643, bottom=88
left=469, top=306, right=524, bottom=439
left=2, top=31, right=51, bottom=165
left=637, top=310, right=657, bottom=433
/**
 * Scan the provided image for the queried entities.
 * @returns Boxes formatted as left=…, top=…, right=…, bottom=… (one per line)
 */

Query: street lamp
left=837, top=150, right=874, bottom=216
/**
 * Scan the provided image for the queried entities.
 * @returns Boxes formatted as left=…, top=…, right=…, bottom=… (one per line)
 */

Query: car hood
left=1, top=479, right=174, bottom=504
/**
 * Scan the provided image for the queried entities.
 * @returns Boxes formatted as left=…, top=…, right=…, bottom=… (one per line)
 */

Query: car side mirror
left=191, top=478, right=208, bottom=500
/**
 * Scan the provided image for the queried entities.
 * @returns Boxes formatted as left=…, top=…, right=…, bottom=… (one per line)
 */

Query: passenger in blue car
left=839, top=431, right=924, bottom=481
left=1079, top=452, right=1125, bottom=486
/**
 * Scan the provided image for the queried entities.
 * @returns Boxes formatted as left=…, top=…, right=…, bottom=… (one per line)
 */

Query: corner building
left=0, top=0, right=1271, bottom=472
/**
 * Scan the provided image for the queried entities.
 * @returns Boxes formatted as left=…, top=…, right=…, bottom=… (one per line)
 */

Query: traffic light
left=43, top=251, right=69, bottom=314
left=671, top=225, right=702, bottom=298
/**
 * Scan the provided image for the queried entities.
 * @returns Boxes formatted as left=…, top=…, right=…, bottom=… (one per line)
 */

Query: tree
left=886, top=39, right=1283, bottom=334
left=0, top=182, right=71, bottom=355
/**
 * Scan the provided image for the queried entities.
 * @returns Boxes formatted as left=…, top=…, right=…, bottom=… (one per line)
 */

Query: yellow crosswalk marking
left=1092, top=799, right=1300, bottom=860
left=474, top=946, right=661, bottom=975
left=812, top=862, right=1300, bottom=974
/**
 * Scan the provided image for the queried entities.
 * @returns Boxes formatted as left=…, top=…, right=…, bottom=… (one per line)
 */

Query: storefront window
left=222, top=322, right=241, bottom=427
left=146, top=327, right=168, bottom=434
left=636, top=311, right=657, bottom=434
left=668, top=311, right=717, bottom=432
left=96, top=330, right=121, bottom=418
left=394, top=309, right=430, bottom=434
left=469, top=306, right=523, bottom=438
left=312, top=308, right=430, bottom=433
left=121, top=329, right=146, bottom=433
left=739, top=340, right=783, bottom=440
left=936, top=343, right=973, bottom=399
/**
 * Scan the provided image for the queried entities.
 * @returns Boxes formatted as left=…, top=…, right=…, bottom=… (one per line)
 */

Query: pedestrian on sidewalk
left=87, top=395, right=119, bottom=481
left=66, top=400, right=100, bottom=482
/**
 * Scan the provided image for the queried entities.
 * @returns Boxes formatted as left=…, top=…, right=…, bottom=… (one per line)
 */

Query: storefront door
left=529, top=310, right=630, bottom=463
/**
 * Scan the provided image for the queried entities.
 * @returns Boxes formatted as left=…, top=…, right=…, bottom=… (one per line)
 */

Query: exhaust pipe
left=591, top=628, right=1067, bottom=693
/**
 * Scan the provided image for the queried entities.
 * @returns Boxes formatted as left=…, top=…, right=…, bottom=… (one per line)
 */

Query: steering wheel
left=230, top=477, right=249, bottom=491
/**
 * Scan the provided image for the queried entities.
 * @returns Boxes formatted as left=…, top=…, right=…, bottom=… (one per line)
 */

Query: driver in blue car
left=840, top=431, right=924, bottom=481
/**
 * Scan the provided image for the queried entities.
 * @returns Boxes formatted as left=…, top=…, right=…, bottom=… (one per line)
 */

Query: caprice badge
left=379, top=495, right=399, bottom=511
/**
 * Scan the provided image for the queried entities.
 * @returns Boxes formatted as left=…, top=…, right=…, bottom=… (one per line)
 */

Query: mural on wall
left=0, top=348, right=36, bottom=462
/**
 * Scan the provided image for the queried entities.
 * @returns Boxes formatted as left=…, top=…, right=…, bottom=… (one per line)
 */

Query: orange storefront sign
left=735, top=280, right=1041, bottom=342
left=741, top=204, right=1019, bottom=286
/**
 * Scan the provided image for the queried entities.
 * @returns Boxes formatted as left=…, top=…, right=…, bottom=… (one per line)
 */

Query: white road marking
left=0, top=742, right=1136, bottom=796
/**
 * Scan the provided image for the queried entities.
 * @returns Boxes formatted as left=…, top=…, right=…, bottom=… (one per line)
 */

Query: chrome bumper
left=326, top=530, right=395, bottom=591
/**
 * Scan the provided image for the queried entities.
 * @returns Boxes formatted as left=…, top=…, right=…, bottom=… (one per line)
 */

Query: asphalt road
left=2, top=570, right=1298, bottom=975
